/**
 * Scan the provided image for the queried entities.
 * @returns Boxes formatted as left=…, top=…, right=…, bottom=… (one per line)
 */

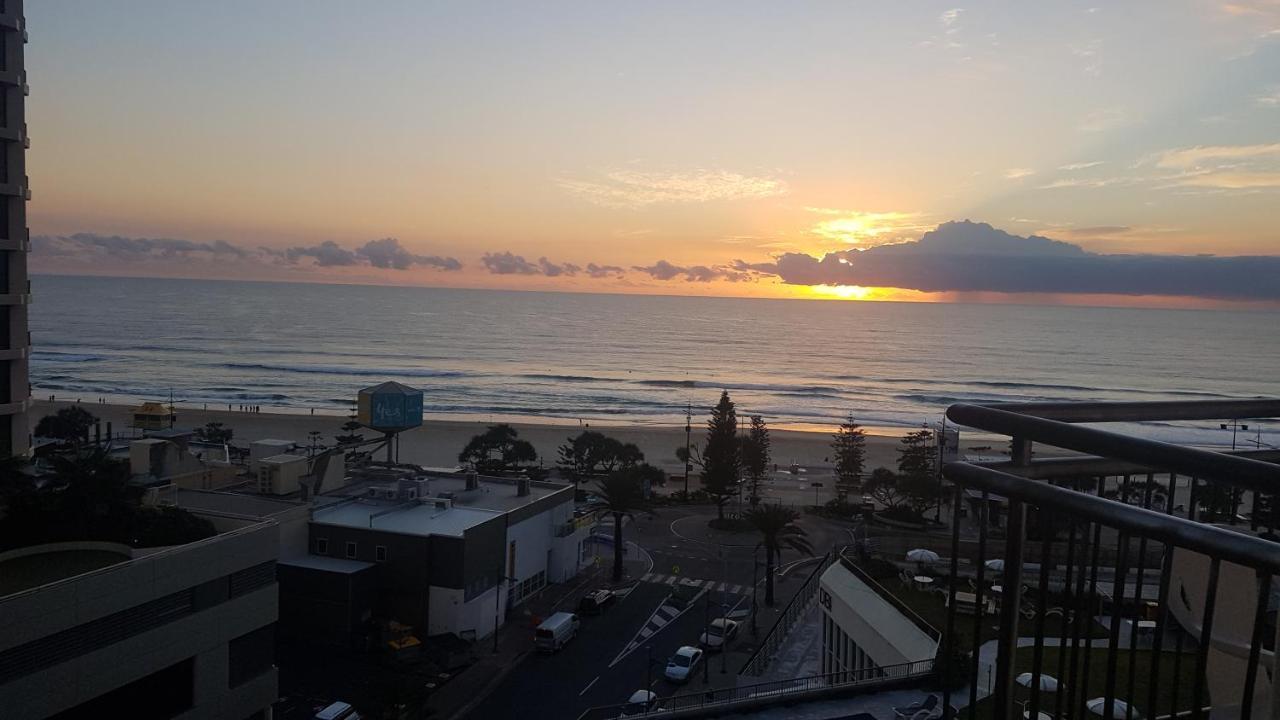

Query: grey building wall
left=0, top=522, right=280, bottom=719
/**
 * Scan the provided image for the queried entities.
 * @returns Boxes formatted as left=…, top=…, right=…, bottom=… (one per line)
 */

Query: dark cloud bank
left=31, top=223, right=1280, bottom=301
left=750, top=221, right=1280, bottom=301
left=33, top=233, right=462, bottom=272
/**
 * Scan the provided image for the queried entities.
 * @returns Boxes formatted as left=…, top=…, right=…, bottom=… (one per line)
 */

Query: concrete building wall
left=0, top=0, right=29, bottom=458
left=0, top=521, right=279, bottom=719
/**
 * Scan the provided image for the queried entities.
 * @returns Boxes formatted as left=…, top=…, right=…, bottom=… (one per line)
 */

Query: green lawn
left=966, top=647, right=1201, bottom=719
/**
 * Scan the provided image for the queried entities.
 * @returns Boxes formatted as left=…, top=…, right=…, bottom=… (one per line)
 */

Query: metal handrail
left=947, top=403, right=1280, bottom=490
left=576, top=658, right=935, bottom=719
left=738, top=548, right=834, bottom=677
left=945, top=462, right=1280, bottom=576
left=978, top=399, right=1280, bottom=423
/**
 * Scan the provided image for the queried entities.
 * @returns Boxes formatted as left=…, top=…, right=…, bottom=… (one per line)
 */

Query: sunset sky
left=24, top=1, right=1280, bottom=306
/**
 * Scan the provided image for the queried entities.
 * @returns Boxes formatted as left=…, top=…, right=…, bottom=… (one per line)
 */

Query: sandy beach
left=34, top=400, right=1004, bottom=478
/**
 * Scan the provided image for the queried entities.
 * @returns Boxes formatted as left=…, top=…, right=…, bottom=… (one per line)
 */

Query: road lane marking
left=579, top=676, right=599, bottom=696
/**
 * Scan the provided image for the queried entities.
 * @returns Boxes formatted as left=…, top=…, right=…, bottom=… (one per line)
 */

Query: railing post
left=994, top=497, right=1027, bottom=719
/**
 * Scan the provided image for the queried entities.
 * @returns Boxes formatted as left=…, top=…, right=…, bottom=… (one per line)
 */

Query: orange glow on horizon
left=803, top=284, right=938, bottom=302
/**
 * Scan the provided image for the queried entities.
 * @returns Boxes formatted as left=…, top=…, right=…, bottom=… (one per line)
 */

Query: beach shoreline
left=34, top=400, right=1008, bottom=477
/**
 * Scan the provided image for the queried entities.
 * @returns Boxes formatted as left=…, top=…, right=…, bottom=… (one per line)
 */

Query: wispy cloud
left=1058, top=161, right=1106, bottom=171
left=1078, top=108, right=1132, bottom=133
left=1154, top=143, right=1280, bottom=190
left=558, top=169, right=787, bottom=208
left=1255, top=87, right=1280, bottom=107
left=1070, top=41, right=1103, bottom=76
left=1004, top=168, right=1036, bottom=179
left=940, top=8, right=964, bottom=29
left=1038, top=177, right=1132, bottom=189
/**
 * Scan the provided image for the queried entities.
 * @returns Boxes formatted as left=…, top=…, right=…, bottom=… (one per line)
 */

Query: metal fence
left=737, top=549, right=835, bottom=677
left=940, top=399, right=1280, bottom=720
left=575, top=659, right=935, bottom=720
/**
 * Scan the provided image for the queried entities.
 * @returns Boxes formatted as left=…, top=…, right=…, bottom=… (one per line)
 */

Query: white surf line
left=579, top=676, right=599, bottom=696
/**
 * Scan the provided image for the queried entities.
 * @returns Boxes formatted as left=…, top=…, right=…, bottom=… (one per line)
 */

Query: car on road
left=577, top=588, right=617, bottom=615
left=664, top=645, right=703, bottom=683
left=698, top=617, right=739, bottom=651
left=619, top=690, right=660, bottom=717
left=314, top=701, right=361, bottom=720
left=534, top=612, right=580, bottom=653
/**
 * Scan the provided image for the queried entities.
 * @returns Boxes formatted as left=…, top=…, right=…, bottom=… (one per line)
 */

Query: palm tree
left=746, top=503, right=813, bottom=606
left=591, top=465, right=657, bottom=582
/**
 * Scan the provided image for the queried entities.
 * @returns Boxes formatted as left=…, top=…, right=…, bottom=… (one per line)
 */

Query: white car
left=664, top=645, right=703, bottom=683
left=619, top=690, right=660, bottom=717
left=699, top=618, right=740, bottom=651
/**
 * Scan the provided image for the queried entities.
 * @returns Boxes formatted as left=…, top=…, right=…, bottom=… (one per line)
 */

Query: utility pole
left=684, top=403, right=692, bottom=496
left=750, top=544, right=760, bottom=636
left=703, top=592, right=711, bottom=684
left=1221, top=420, right=1249, bottom=451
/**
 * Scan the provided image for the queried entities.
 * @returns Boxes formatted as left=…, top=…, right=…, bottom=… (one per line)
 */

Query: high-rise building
left=0, top=0, right=29, bottom=459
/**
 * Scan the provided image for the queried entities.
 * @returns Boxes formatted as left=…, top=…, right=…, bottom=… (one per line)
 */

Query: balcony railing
left=940, top=399, right=1280, bottom=720
left=575, top=659, right=935, bottom=720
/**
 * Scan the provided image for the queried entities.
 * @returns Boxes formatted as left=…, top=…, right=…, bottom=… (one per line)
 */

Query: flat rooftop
left=0, top=547, right=132, bottom=597
left=327, top=470, right=570, bottom=513
left=174, top=488, right=305, bottom=519
left=312, top=497, right=500, bottom=538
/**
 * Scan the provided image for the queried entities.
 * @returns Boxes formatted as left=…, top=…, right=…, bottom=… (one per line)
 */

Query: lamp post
left=1221, top=420, right=1249, bottom=451
left=703, top=592, right=711, bottom=684
left=684, top=403, right=692, bottom=496
left=645, top=644, right=653, bottom=699
left=493, top=574, right=517, bottom=653
left=750, top=543, right=761, bottom=637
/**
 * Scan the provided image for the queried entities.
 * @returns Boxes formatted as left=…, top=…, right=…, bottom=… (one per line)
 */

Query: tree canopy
left=34, top=406, right=98, bottom=442
left=746, top=503, right=813, bottom=605
left=832, top=414, right=867, bottom=490
left=458, top=424, right=538, bottom=475
left=556, top=431, right=644, bottom=486
left=701, top=391, right=741, bottom=520
left=194, top=421, right=233, bottom=444
left=590, top=464, right=659, bottom=581
left=740, top=415, right=770, bottom=507
left=0, top=448, right=216, bottom=551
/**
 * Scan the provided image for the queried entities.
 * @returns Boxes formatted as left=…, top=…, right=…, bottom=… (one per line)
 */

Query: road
left=466, top=505, right=853, bottom=719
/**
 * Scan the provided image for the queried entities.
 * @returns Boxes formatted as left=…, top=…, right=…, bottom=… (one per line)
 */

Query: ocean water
left=27, top=274, right=1280, bottom=445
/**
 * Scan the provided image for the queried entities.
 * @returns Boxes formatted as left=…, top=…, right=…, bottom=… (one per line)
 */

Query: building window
left=315, top=538, right=328, bottom=555
left=345, top=541, right=357, bottom=559
left=375, top=545, right=388, bottom=562
left=228, top=624, right=275, bottom=688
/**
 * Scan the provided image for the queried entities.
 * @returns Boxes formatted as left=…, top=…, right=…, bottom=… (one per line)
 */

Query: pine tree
left=741, top=415, right=771, bottom=507
left=701, top=391, right=740, bottom=520
left=832, top=414, right=866, bottom=493
left=897, top=428, right=940, bottom=516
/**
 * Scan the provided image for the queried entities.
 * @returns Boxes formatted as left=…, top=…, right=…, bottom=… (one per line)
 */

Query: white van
left=535, top=611, right=580, bottom=653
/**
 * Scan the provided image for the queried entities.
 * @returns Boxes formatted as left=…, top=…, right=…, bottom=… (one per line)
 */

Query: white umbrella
left=906, top=549, right=940, bottom=564
left=985, top=559, right=1005, bottom=572
left=1086, top=698, right=1139, bottom=718
left=1016, top=672, right=1060, bottom=692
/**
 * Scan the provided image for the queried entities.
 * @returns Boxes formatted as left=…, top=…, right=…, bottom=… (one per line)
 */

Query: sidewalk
left=425, top=551, right=649, bottom=720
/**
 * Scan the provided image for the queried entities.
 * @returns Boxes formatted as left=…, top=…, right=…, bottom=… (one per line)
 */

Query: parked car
left=619, top=690, right=660, bottom=717
left=315, top=701, right=362, bottom=720
left=534, top=612, right=580, bottom=653
left=664, top=646, right=703, bottom=683
left=698, top=617, right=739, bottom=651
left=577, top=589, right=617, bottom=615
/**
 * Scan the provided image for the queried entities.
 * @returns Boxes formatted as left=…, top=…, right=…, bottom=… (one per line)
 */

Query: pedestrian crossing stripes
left=640, top=573, right=747, bottom=596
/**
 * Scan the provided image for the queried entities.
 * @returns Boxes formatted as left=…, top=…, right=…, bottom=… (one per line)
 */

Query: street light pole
left=750, top=544, right=760, bottom=637
left=703, top=592, right=711, bottom=684
left=684, top=403, right=692, bottom=496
